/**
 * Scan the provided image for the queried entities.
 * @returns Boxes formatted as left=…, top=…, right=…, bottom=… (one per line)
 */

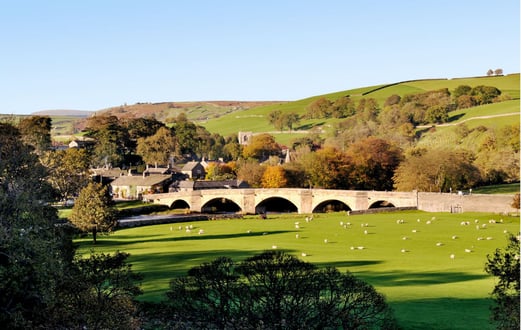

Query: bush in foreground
left=164, top=250, right=398, bottom=329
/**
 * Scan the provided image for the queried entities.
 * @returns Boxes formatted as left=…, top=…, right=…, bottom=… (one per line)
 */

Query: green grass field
left=75, top=211, right=519, bottom=329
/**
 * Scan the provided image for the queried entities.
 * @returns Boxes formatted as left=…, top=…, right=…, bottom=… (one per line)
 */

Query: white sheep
left=301, top=252, right=307, bottom=257
left=324, top=239, right=328, bottom=244
left=198, top=229, right=204, bottom=235
left=452, top=235, right=458, bottom=239
left=486, top=237, right=493, bottom=240
left=340, top=221, right=344, bottom=226
left=474, top=219, right=479, bottom=223
left=272, top=245, right=277, bottom=249
left=295, top=224, right=300, bottom=229
left=412, top=229, right=417, bottom=233
left=350, top=246, right=355, bottom=250
left=481, top=224, right=487, bottom=228
left=402, top=236, right=409, bottom=240
left=357, top=246, right=364, bottom=250
left=364, top=230, right=368, bottom=235
left=450, top=254, right=455, bottom=260
left=488, top=219, right=496, bottom=224
left=465, top=249, right=472, bottom=253
left=401, top=249, right=407, bottom=253
left=426, top=220, right=431, bottom=225
left=436, top=242, right=443, bottom=246
left=477, top=237, right=484, bottom=241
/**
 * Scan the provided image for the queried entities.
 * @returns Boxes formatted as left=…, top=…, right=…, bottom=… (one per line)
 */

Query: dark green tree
left=53, top=251, right=143, bottom=330
left=136, top=126, right=176, bottom=166
left=40, top=147, right=91, bottom=202
left=17, top=115, right=52, bottom=154
left=165, top=251, right=397, bottom=329
left=69, top=182, right=116, bottom=244
left=485, top=234, right=520, bottom=330
left=0, top=123, right=68, bottom=328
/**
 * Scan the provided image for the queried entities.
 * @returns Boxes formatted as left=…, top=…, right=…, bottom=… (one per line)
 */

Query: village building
left=110, top=172, right=173, bottom=199
left=180, top=161, right=206, bottom=179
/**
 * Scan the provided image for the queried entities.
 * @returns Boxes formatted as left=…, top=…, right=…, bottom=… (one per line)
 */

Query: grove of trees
left=165, top=251, right=398, bottom=329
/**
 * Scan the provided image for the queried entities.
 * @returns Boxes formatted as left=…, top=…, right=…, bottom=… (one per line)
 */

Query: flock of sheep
left=170, top=213, right=510, bottom=262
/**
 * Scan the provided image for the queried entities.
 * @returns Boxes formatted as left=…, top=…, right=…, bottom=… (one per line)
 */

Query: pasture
left=76, top=211, right=519, bottom=329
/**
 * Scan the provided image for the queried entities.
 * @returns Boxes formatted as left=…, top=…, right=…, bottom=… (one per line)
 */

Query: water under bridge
left=143, top=188, right=418, bottom=214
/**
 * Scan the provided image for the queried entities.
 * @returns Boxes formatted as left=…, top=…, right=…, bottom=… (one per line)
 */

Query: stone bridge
left=143, top=188, right=418, bottom=214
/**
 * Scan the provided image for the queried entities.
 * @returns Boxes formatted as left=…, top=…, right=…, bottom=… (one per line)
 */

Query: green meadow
left=76, top=211, right=520, bottom=329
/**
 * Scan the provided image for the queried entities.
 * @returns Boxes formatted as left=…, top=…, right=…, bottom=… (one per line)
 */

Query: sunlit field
left=76, top=211, right=519, bottom=329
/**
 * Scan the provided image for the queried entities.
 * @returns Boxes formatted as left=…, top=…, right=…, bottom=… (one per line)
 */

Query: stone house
left=110, top=173, right=173, bottom=199
left=180, top=161, right=206, bottom=179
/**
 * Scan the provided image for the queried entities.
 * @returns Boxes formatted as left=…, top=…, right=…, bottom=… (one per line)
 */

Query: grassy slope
left=200, top=74, right=520, bottom=138
left=76, top=211, right=520, bottom=329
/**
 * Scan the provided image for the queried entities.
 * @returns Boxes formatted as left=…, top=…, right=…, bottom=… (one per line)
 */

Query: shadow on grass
left=355, top=269, right=489, bottom=287
left=82, top=230, right=294, bottom=247
left=390, top=297, right=494, bottom=330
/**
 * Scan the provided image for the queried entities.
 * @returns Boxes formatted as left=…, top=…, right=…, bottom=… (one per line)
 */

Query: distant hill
left=31, top=109, right=94, bottom=117
left=96, top=101, right=286, bottom=122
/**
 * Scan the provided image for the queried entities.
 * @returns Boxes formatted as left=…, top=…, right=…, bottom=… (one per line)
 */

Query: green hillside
left=200, top=74, right=520, bottom=139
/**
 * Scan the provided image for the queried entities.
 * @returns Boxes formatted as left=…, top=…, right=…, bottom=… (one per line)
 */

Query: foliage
left=0, top=123, right=68, bottom=328
left=205, top=162, right=235, bottom=180
left=136, top=126, right=176, bottom=166
left=17, top=115, right=52, bottom=155
left=261, top=165, right=287, bottom=188
left=512, top=194, right=520, bottom=209
left=242, top=133, right=281, bottom=160
left=52, top=251, right=143, bottom=330
left=345, top=137, right=403, bottom=190
left=69, top=182, right=116, bottom=244
left=40, top=147, right=91, bottom=201
left=394, top=148, right=481, bottom=192
left=302, top=146, right=349, bottom=189
left=165, top=251, right=397, bottom=329
left=484, top=234, right=520, bottom=329
left=236, top=158, right=266, bottom=187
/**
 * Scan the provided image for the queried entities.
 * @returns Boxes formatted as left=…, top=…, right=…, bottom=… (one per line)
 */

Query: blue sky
left=1, top=0, right=519, bottom=114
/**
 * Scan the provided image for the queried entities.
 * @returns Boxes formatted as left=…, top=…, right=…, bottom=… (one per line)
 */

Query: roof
left=177, top=180, right=249, bottom=190
left=111, top=174, right=172, bottom=187
left=181, top=161, right=202, bottom=171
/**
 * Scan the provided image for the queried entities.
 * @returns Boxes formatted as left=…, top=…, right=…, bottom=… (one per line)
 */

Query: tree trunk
left=92, top=226, right=97, bottom=245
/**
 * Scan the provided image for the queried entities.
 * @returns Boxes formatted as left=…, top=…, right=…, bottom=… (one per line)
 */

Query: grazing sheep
left=363, top=230, right=368, bottom=235
left=412, top=229, right=417, bottom=233
left=481, top=224, right=487, bottom=228
left=346, top=222, right=351, bottom=226
left=295, top=224, right=300, bottom=229
left=301, top=252, right=307, bottom=257
left=295, top=234, right=300, bottom=239
left=178, top=226, right=183, bottom=230
left=340, top=221, right=344, bottom=226
left=488, top=219, right=496, bottom=224
left=170, top=226, right=173, bottom=231
left=402, top=236, right=409, bottom=240
left=476, top=225, right=480, bottom=230
left=465, top=249, right=472, bottom=253
left=486, top=237, right=493, bottom=240
left=272, top=245, right=277, bottom=249
left=198, top=229, right=204, bottom=235
left=324, top=239, right=328, bottom=244
left=431, top=216, right=436, bottom=221
left=474, top=219, right=479, bottom=223
left=426, top=220, right=431, bottom=225
left=401, top=249, right=407, bottom=253
left=503, top=229, right=508, bottom=234
left=477, top=237, right=484, bottom=241
left=450, top=254, right=455, bottom=260
left=417, top=219, right=421, bottom=223
left=357, top=246, right=364, bottom=250
left=247, top=230, right=252, bottom=234
left=436, top=242, right=443, bottom=246
left=350, top=246, right=355, bottom=250
left=185, top=228, right=191, bottom=233
left=452, top=235, right=458, bottom=239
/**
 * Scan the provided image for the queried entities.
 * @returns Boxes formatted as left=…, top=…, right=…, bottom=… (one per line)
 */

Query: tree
left=0, top=123, right=69, bottom=328
left=40, top=148, right=91, bottom=202
left=69, top=182, right=116, bottom=244
left=261, top=165, right=287, bottom=188
left=345, top=137, right=403, bottom=190
left=484, top=234, right=520, bottom=329
left=53, top=251, right=143, bottom=330
left=136, top=126, right=176, bottom=166
left=242, top=133, right=281, bottom=161
left=165, top=251, right=397, bottom=329
left=302, top=146, right=350, bottom=189
left=494, top=68, right=503, bottom=76
left=393, top=149, right=481, bottom=192
left=305, top=97, right=332, bottom=119
left=85, top=115, right=130, bottom=167
left=17, top=115, right=52, bottom=155
left=236, top=159, right=266, bottom=187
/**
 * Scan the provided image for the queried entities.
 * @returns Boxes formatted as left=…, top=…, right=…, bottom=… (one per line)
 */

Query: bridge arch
left=369, top=200, right=395, bottom=209
left=312, top=199, right=351, bottom=213
left=201, top=198, right=242, bottom=213
left=256, top=196, right=298, bottom=214
left=170, top=199, right=190, bottom=210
